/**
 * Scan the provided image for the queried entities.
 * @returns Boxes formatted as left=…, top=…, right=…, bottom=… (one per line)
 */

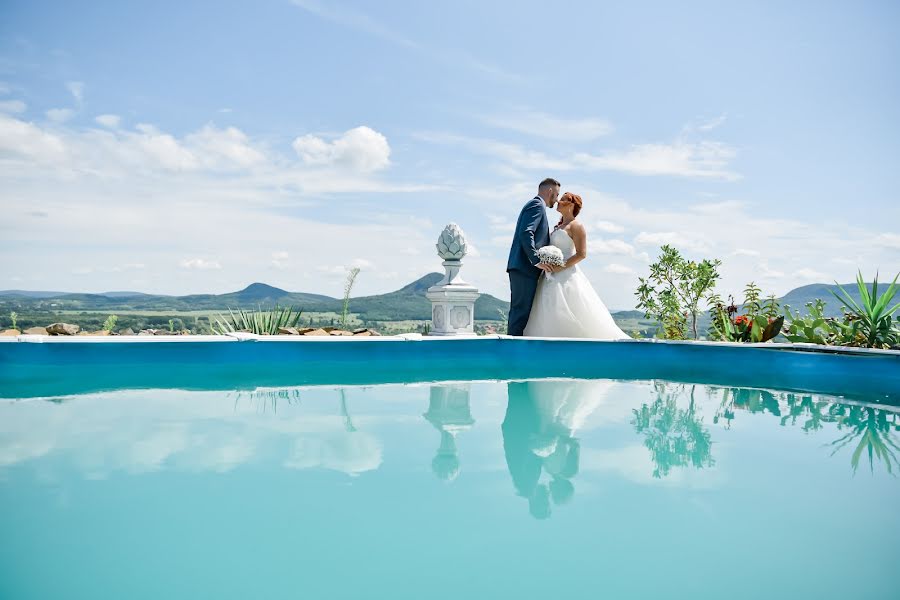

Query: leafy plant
left=211, top=305, right=303, bottom=335
left=782, top=299, right=859, bottom=346
left=340, top=267, right=361, bottom=329
left=102, top=314, right=118, bottom=332
left=708, top=283, right=784, bottom=343
left=636, top=245, right=721, bottom=339
left=830, top=271, right=900, bottom=349
left=9, top=311, right=17, bottom=330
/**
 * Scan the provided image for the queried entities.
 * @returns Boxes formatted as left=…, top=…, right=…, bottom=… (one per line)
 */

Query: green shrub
left=636, top=245, right=721, bottom=339
left=102, top=315, right=118, bottom=332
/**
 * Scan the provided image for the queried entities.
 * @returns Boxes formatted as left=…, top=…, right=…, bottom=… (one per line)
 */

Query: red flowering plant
left=708, top=282, right=784, bottom=343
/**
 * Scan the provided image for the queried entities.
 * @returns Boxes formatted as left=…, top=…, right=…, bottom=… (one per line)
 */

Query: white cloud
left=186, top=124, right=266, bottom=168
left=603, top=263, right=634, bottom=275
left=594, top=220, right=625, bottom=234
left=757, top=262, right=785, bottom=279
left=574, top=140, right=739, bottom=180
left=634, top=231, right=711, bottom=253
left=874, top=233, right=900, bottom=250
left=418, top=132, right=739, bottom=180
left=0, top=99, right=26, bottom=114
left=67, top=81, right=85, bottom=103
left=730, top=248, right=760, bottom=257
left=271, top=251, right=290, bottom=270
left=46, top=108, right=75, bottom=122
left=180, top=258, right=222, bottom=270
left=95, top=114, right=121, bottom=128
left=480, top=109, right=613, bottom=141
left=292, top=0, right=418, bottom=48
left=0, top=114, right=67, bottom=162
left=688, top=114, right=727, bottom=132
left=793, top=268, right=828, bottom=281
left=293, top=126, right=390, bottom=172
left=590, top=237, right=637, bottom=255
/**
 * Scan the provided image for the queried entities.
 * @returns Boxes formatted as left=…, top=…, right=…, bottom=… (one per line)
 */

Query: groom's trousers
left=507, top=270, right=539, bottom=336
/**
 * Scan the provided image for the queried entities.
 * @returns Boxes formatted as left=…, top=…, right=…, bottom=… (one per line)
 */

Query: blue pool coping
left=1, top=334, right=899, bottom=401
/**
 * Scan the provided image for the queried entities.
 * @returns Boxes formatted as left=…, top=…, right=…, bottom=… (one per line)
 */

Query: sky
left=1, top=0, right=898, bottom=310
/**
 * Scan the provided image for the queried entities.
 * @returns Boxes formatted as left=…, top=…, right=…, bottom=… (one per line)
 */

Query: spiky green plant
left=9, top=311, right=17, bottom=330
left=102, top=315, right=118, bottom=332
left=830, top=270, right=900, bottom=349
left=211, top=305, right=303, bottom=335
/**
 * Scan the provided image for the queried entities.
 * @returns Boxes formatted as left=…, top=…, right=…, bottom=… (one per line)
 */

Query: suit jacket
left=506, top=196, right=550, bottom=278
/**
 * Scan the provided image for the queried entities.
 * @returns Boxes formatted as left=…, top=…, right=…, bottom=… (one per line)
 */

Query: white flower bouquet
left=536, top=245, right=565, bottom=267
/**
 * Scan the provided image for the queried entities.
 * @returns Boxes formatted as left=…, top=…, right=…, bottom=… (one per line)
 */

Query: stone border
left=1, top=332, right=898, bottom=358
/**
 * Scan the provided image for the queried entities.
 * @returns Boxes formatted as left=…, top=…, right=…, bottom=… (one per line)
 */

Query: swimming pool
left=1, top=337, right=898, bottom=599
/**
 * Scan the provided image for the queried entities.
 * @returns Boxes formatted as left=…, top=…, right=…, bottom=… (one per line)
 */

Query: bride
left=523, top=192, right=630, bottom=339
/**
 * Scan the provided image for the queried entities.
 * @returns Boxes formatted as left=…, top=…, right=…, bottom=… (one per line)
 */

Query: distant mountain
left=778, top=282, right=865, bottom=317
left=4, top=278, right=882, bottom=324
left=0, top=273, right=510, bottom=321
left=0, top=290, right=69, bottom=298
left=100, top=291, right=154, bottom=298
left=338, top=273, right=510, bottom=320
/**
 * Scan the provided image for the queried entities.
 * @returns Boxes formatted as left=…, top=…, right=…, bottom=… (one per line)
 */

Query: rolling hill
left=0, top=273, right=511, bottom=321
left=1, top=278, right=886, bottom=324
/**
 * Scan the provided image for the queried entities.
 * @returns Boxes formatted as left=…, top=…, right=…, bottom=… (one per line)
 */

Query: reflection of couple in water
left=502, top=380, right=611, bottom=519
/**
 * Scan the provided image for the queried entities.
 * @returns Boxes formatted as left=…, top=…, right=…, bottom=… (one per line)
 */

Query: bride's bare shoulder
left=567, top=220, right=586, bottom=235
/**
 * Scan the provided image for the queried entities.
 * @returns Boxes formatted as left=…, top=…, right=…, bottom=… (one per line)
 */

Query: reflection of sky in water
left=1, top=380, right=898, bottom=599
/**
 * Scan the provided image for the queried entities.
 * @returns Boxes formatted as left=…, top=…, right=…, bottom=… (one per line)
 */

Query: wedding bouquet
left=536, top=245, right=565, bottom=267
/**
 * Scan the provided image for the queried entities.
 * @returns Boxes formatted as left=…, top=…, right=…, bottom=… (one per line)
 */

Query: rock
left=119, top=328, right=135, bottom=336
left=278, top=327, right=300, bottom=335
left=329, top=330, right=353, bottom=336
left=353, top=329, right=381, bottom=336
left=153, top=329, right=178, bottom=336
left=23, top=327, right=48, bottom=335
left=138, top=331, right=154, bottom=336
left=1, top=329, right=20, bottom=336
left=296, top=328, right=315, bottom=335
left=303, top=328, right=330, bottom=336
left=46, top=323, right=80, bottom=336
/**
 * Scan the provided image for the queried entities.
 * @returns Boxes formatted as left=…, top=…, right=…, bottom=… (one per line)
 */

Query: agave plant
left=830, top=271, right=900, bottom=349
left=211, top=305, right=303, bottom=335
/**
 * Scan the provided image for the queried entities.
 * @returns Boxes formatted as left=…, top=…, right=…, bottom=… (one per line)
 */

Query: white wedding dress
left=523, top=228, right=631, bottom=339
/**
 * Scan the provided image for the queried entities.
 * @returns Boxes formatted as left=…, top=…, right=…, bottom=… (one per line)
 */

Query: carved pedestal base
left=426, top=285, right=480, bottom=336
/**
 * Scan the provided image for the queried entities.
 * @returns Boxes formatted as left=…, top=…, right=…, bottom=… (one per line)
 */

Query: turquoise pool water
left=1, top=378, right=897, bottom=599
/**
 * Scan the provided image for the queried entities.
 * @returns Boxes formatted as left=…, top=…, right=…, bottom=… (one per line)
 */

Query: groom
left=506, top=177, right=560, bottom=336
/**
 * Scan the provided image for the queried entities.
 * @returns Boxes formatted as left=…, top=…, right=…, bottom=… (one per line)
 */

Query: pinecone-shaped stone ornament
left=436, top=223, right=467, bottom=260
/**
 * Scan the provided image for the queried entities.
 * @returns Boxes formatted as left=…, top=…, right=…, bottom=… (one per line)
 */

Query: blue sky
left=1, top=0, right=898, bottom=309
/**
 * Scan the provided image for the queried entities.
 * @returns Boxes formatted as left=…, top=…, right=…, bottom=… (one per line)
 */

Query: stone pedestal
left=424, top=384, right=475, bottom=481
left=427, top=223, right=481, bottom=336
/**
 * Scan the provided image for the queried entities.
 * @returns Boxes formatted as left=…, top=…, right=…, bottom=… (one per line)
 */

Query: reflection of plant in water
left=713, top=388, right=781, bottom=428
left=828, top=404, right=900, bottom=475
left=339, top=388, right=357, bottom=432
left=710, top=386, right=900, bottom=475
left=231, top=389, right=302, bottom=413
left=632, top=383, right=714, bottom=478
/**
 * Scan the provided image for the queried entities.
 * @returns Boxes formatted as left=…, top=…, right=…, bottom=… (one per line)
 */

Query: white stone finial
left=427, top=223, right=480, bottom=336
left=436, top=223, right=467, bottom=260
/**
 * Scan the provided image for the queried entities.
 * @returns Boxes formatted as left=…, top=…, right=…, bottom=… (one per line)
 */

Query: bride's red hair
left=556, top=192, right=583, bottom=228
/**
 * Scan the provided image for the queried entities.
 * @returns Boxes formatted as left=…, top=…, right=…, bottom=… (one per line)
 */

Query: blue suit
left=506, top=196, right=550, bottom=336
